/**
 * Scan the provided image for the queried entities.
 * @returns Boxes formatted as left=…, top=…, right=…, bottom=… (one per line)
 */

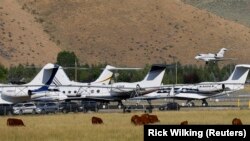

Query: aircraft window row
left=62, top=91, right=78, bottom=94
left=62, top=90, right=101, bottom=94
left=48, top=89, right=60, bottom=91
left=91, top=90, right=101, bottom=93
left=157, top=88, right=182, bottom=93
left=157, top=88, right=200, bottom=93
left=181, top=88, right=198, bottom=92
left=160, top=88, right=171, bottom=91
left=160, top=88, right=181, bottom=90
left=199, top=85, right=214, bottom=87
left=157, top=90, right=170, bottom=93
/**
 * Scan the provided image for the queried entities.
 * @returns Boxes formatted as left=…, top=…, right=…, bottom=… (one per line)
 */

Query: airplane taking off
left=131, top=64, right=250, bottom=107
left=0, top=63, right=61, bottom=104
left=51, top=64, right=167, bottom=108
left=195, top=48, right=230, bottom=64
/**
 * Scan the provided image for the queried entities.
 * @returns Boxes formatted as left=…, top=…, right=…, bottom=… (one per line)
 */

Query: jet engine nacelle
left=30, top=92, right=46, bottom=99
left=111, top=82, right=135, bottom=93
left=30, top=91, right=67, bottom=101
left=197, top=84, right=225, bottom=93
left=2, top=88, right=29, bottom=97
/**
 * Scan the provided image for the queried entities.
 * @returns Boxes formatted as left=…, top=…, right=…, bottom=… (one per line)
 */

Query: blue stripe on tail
left=31, top=65, right=59, bottom=93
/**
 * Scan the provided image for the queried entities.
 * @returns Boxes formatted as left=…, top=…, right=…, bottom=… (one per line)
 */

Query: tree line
left=0, top=51, right=240, bottom=84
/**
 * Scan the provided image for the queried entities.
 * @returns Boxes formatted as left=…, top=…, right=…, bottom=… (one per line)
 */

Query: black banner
left=144, top=125, right=250, bottom=141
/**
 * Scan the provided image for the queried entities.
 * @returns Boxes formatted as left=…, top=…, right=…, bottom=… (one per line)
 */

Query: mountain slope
left=0, top=0, right=61, bottom=67
left=3, top=0, right=250, bottom=67
left=183, top=0, right=250, bottom=27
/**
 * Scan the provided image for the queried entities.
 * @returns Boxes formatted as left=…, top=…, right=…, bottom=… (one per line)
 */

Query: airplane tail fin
left=223, top=64, right=250, bottom=84
left=52, top=65, right=114, bottom=85
left=140, top=64, right=166, bottom=86
left=92, top=65, right=114, bottom=85
left=216, top=48, right=227, bottom=58
left=27, top=63, right=59, bottom=86
left=27, top=63, right=59, bottom=94
left=52, top=66, right=72, bottom=85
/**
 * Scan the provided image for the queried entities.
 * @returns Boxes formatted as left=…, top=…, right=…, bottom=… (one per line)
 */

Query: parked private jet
left=195, top=48, right=231, bottom=64
left=30, top=65, right=140, bottom=102
left=51, top=64, right=167, bottom=108
left=53, top=65, right=115, bottom=86
left=0, top=63, right=60, bottom=104
left=52, top=65, right=141, bottom=86
left=131, top=64, right=250, bottom=107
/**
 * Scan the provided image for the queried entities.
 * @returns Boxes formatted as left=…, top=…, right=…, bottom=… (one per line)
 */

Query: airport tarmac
left=95, top=103, right=247, bottom=114
left=95, top=95, right=250, bottom=113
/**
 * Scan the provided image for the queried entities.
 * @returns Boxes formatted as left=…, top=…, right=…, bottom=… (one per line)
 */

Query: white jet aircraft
left=27, top=65, right=118, bottom=101
left=195, top=48, right=230, bottom=64
left=131, top=64, right=250, bottom=107
left=0, top=63, right=62, bottom=104
left=52, top=65, right=116, bottom=86
left=50, top=64, right=167, bottom=108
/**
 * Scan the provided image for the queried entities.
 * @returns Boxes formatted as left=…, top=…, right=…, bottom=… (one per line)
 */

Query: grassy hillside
left=183, top=0, right=250, bottom=27
left=1, top=0, right=250, bottom=67
left=0, top=0, right=61, bottom=67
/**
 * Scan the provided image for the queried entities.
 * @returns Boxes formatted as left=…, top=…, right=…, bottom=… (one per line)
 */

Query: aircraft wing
left=129, top=95, right=173, bottom=100
left=65, top=96, right=122, bottom=102
left=65, top=94, right=145, bottom=102
left=106, top=67, right=142, bottom=71
left=202, top=57, right=237, bottom=62
left=215, top=58, right=237, bottom=61
left=51, top=84, right=162, bottom=102
left=53, top=84, right=162, bottom=95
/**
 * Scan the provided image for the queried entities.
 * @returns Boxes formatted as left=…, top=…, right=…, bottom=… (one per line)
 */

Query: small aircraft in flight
left=130, top=64, right=250, bottom=107
left=0, top=63, right=61, bottom=104
left=195, top=48, right=232, bottom=64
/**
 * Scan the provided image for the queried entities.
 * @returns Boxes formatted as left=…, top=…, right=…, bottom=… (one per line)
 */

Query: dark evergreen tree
left=56, top=51, right=79, bottom=80
left=0, top=64, right=7, bottom=83
left=8, top=64, right=25, bottom=84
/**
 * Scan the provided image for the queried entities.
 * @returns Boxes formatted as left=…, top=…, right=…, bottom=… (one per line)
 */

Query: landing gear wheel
left=202, top=101, right=208, bottom=107
left=118, top=104, right=122, bottom=109
left=102, top=104, right=106, bottom=109
left=117, top=101, right=124, bottom=109
left=101, top=103, right=108, bottom=109
left=187, top=102, right=195, bottom=107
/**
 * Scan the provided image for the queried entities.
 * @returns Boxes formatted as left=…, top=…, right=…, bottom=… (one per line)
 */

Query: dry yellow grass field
left=0, top=110, right=250, bottom=141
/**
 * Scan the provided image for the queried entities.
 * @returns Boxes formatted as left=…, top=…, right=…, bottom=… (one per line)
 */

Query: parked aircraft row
left=50, top=64, right=166, bottom=108
left=0, top=63, right=250, bottom=108
left=0, top=64, right=166, bottom=107
left=0, top=64, right=59, bottom=104
left=131, top=64, right=250, bottom=106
